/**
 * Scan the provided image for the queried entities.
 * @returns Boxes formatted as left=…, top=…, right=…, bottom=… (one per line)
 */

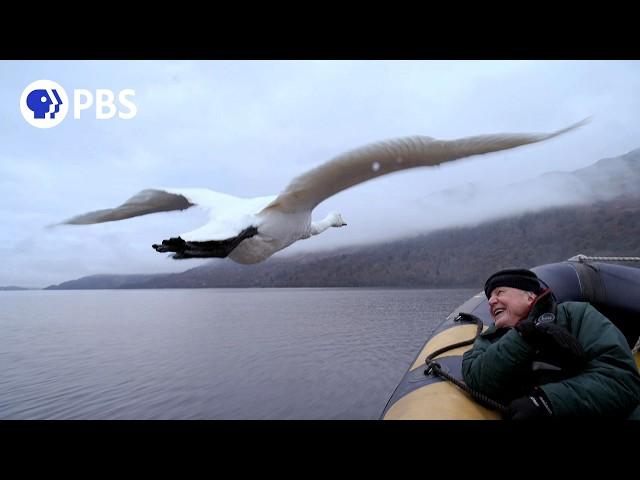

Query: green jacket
left=461, top=301, right=640, bottom=418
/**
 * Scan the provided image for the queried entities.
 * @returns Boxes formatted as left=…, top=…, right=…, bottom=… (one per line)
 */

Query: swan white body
left=60, top=120, right=588, bottom=263
left=155, top=189, right=343, bottom=264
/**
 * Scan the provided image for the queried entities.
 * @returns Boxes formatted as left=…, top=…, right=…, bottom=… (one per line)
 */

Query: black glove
left=514, top=314, right=548, bottom=343
left=515, top=289, right=558, bottom=344
left=504, top=390, right=553, bottom=420
left=515, top=292, right=587, bottom=372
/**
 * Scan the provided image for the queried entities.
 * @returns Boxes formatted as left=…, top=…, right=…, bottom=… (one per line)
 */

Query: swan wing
left=263, top=119, right=589, bottom=214
left=59, top=188, right=196, bottom=225
left=59, top=186, right=277, bottom=242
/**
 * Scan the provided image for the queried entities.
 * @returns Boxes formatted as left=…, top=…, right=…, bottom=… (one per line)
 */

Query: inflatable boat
left=381, top=255, right=640, bottom=420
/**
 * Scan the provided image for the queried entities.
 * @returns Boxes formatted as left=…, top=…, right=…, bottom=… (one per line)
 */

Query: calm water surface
left=0, top=288, right=475, bottom=419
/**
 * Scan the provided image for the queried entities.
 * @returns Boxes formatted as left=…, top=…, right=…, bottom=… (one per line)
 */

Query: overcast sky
left=2, top=60, right=639, bottom=287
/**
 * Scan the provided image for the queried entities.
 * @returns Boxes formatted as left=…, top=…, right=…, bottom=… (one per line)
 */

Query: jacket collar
left=526, top=288, right=557, bottom=322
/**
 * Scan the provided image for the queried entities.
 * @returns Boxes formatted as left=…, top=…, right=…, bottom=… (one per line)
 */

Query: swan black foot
left=153, top=236, right=186, bottom=253
left=152, top=226, right=259, bottom=259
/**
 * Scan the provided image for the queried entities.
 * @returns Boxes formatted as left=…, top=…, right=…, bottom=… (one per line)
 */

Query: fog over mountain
left=401, top=147, right=640, bottom=235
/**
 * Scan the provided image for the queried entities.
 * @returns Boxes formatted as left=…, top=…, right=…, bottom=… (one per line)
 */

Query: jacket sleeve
left=462, top=329, right=536, bottom=403
left=539, top=303, right=640, bottom=417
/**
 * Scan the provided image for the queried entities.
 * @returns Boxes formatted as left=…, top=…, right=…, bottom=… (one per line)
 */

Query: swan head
left=327, top=211, right=347, bottom=227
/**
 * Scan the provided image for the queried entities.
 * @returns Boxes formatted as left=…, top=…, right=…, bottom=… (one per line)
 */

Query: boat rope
left=424, top=312, right=508, bottom=414
left=568, top=254, right=640, bottom=263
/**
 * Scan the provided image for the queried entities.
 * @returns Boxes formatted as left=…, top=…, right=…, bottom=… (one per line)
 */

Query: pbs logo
left=20, top=79, right=137, bottom=128
left=20, top=80, right=69, bottom=128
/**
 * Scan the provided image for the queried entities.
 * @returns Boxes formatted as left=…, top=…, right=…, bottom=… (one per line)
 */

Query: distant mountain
left=0, top=286, right=33, bottom=291
left=570, top=148, right=640, bottom=199
left=45, top=149, right=640, bottom=290
left=45, top=274, right=164, bottom=290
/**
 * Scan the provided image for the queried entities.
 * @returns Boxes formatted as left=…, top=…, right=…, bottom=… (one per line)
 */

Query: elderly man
left=461, top=268, right=640, bottom=419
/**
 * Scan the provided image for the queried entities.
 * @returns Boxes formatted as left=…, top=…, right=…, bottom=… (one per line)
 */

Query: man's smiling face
left=488, top=286, right=536, bottom=328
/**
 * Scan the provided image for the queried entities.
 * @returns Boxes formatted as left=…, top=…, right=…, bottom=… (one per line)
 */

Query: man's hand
left=516, top=315, right=587, bottom=371
left=514, top=315, right=544, bottom=342
left=504, top=391, right=553, bottom=420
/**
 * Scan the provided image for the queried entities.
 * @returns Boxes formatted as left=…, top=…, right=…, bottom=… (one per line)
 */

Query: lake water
left=0, top=288, right=476, bottom=419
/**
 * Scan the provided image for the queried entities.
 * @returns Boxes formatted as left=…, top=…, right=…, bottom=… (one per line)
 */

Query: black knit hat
left=484, top=268, right=543, bottom=299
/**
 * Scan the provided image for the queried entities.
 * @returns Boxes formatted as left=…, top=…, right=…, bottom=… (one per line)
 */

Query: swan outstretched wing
left=58, top=186, right=278, bottom=242
left=263, top=119, right=590, bottom=214
left=59, top=189, right=195, bottom=225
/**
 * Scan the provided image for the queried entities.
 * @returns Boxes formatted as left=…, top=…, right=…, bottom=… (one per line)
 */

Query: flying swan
left=59, top=120, right=587, bottom=264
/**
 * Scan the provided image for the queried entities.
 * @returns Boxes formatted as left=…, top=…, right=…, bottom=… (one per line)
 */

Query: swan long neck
left=310, top=215, right=335, bottom=236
